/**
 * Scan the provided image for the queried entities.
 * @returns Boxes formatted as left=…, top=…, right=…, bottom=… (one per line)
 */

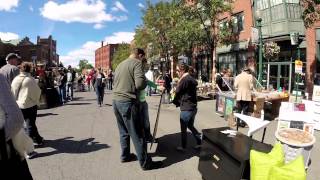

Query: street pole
left=257, top=17, right=263, bottom=84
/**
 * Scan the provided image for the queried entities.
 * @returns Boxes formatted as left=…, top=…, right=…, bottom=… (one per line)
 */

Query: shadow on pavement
left=35, top=137, right=109, bottom=158
left=71, top=97, right=84, bottom=101
left=151, top=132, right=200, bottom=168
left=65, top=102, right=92, bottom=106
left=37, top=113, right=59, bottom=117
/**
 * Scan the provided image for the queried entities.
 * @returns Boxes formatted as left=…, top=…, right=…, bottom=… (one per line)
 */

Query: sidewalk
left=27, top=91, right=319, bottom=180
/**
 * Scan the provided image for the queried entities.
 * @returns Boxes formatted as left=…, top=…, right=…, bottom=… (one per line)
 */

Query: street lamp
left=255, top=10, right=263, bottom=83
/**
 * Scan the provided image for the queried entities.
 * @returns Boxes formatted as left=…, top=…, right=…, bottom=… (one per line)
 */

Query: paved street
left=28, top=91, right=320, bottom=180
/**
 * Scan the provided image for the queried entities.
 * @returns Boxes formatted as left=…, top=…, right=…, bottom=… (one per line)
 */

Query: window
left=219, top=19, right=228, bottom=30
left=257, top=0, right=269, bottom=10
left=270, top=0, right=283, bottom=6
left=232, top=12, right=244, bottom=33
left=286, top=0, right=299, bottom=3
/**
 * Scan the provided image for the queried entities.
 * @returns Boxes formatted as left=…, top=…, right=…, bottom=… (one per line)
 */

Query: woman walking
left=11, top=62, right=43, bottom=146
left=172, top=63, right=201, bottom=152
left=94, top=68, right=105, bottom=107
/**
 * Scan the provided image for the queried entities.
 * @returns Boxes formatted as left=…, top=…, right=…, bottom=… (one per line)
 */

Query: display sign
left=290, top=32, right=299, bottom=45
left=295, top=60, right=303, bottom=74
left=251, top=27, right=259, bottom=44
left=216, top=95, right=225, bottom=114
left=312, top=85, right=320, bottom=102
left=224, top=97, right=234, bottom=120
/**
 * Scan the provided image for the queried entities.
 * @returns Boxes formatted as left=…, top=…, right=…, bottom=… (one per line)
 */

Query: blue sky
left=0, top=0, right=153, bottom=67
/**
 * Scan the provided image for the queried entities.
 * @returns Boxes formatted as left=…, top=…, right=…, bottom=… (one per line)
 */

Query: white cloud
left=104, top=32, right=134, bottom=44
left=111, top=1, right=128, bottom=13
left=138, top=3, right=145, bottom=8
left=29, top=5, right=34, bottom=12
left=0, top=32, right=19, bottom=41
left=93, top=23, right=104, bottom=29
left=40, top=0, right=127, bottom=24
left=0, top=0, right=19, bottom=11
left=60, top=32, right=135, bottom=67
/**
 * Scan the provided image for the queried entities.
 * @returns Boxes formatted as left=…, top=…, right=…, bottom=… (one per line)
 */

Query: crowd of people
left=0, top=47, right=259, bottom=177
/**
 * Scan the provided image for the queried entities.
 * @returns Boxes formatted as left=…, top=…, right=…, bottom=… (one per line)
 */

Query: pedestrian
left=0, top=73, right=33, bottom=180
left=172, top=63, right=202, bottom=152
left=11, top=62, right=44, bottom=146
left=234, top=67, right=254, bottom=127
left=112, top=48, right=162, bottom=170
left=107, top=69, right=113, bottom=90
left=139, top=58, right=161, bottom=143
left=0, top=53, right=21, bottom=84
left=66, top=66, right=74, bottom=101
left=164, top=71, right=172, bottom=103
left=58, top=70, right=67, bottom=104
left=145, top=67, right=154, bottom=96
left=94, top=68, right=105, bottom=107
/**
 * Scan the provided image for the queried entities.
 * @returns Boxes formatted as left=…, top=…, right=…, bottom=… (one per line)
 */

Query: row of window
left=257, top=0, right=299, bottom=10
left=219, top=12, right=244, bottom=34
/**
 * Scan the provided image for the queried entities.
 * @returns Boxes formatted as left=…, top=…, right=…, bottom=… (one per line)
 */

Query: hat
left=6, top=53, right=21, bottom=61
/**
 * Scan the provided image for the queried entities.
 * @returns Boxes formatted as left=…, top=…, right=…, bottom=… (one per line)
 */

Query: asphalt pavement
left=27, top=91, right=320, bottom=180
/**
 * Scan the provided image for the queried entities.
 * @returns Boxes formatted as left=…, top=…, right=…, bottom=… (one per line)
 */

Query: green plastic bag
left=268, top=156, right=306, bottom=180
left=250, top=142, right=284, bottom=180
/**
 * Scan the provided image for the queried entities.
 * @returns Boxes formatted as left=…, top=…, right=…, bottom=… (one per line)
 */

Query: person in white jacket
left=11, top=62, right=43, bottom=146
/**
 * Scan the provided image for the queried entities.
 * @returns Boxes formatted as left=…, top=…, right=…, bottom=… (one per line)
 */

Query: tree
left=112, top=43, right=130, bottom=70
left=78, top=59, right=93, bottom=72
left=301, top=0, right=320, bottom=28
left=181, top=0, right=233, bottom=82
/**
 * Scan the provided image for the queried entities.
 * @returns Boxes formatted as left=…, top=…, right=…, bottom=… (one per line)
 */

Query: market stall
left=215, top=77, right=289, bottom=120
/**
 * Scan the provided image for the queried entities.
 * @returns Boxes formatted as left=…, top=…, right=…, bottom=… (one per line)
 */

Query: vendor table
left=198, top=127, right=272, bottom=180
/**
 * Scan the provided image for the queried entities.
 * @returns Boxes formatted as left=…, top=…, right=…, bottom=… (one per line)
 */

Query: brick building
left=306, top=22, right=320, bottom=95
left=95, top=42, right=119, bottom=71
left=216, top=0, right=255, bottom=76
left=0, top=35, right=59, bottom=67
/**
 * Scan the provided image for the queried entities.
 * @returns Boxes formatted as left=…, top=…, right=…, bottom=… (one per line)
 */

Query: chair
left=234, top=111, right=270, bottom=143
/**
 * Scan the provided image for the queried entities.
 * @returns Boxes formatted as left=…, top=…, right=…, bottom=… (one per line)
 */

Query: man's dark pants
left=95, top=86, right=104, bottom=105
left=21, top=105, right=42, bottom=142
left=112, top=100, right=151, bottom=168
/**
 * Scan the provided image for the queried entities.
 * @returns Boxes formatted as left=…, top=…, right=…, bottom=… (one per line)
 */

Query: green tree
left=181, top=0, right=233, bottom=82
left=78, top=59, right=93, bottom=72
left=112, top=43, right=130, bottom=70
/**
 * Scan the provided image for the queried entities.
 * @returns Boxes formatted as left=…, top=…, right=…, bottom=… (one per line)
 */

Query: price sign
left=295, top=60, right=303, bottom=74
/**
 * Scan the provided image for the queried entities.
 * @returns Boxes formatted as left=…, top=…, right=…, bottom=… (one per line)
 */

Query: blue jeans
left=139, top=101, right=152, bottom=140
left=66, top=83, right=74, bottom=99
left=180, top=109, right=201, bottom=148
left=112, top=100, right=151, bottom=168
left=95, top=86, right=104, bottom=105
left=59, top=85, right=66, bottom=103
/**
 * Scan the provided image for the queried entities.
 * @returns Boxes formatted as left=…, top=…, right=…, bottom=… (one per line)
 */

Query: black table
left=198, top=127, right=272, bottom=180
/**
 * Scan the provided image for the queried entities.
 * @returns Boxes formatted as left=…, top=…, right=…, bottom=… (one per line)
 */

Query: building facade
left=216, top=0, right=255, bottom=77
left=306, top=21, right=320, bottom=95
left=95, top=42, right=119, bottom=71
left=253, top=0, right=305, bottom=92
left=0, top=35, right=59, bottom=67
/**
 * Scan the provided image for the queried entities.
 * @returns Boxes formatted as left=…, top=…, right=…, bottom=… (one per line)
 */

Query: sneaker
left=142, top=161, right=163, bottom=170
left=175, top=146, right=186, bottom=152
left=26, top=151, right=38, bottom=159
left=121, top=153, right=137, bottom=163
left=34, top=137, right=44, bottom=146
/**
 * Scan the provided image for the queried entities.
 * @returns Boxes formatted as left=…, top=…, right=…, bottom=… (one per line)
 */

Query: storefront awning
left=217, top=41, right=249, bottom=54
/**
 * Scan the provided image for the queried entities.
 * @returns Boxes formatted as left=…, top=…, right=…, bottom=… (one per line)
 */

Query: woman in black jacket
left=94, top=68, right=105, bottom=107
left=173, top=63, right=201, bottom=152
